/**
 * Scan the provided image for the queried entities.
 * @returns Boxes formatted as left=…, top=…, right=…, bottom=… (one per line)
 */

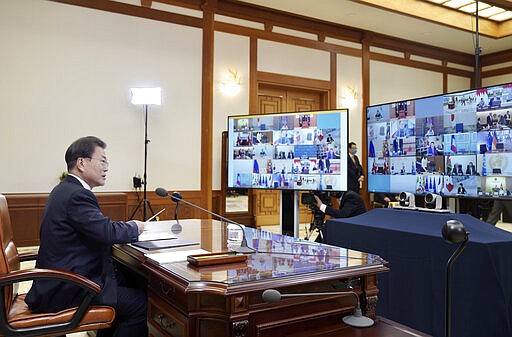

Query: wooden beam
left=50, top=0, right=202, bottom=28
left=257, top=72, right=331, bottom=90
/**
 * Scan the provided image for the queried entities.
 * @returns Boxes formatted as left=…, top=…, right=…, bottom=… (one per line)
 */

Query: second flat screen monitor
left=227, top=109, right=349, bottom=192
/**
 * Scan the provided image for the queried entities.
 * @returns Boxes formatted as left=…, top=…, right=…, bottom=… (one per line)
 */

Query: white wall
left=0, top=0, right=202, bottom=193
left=483, top=74, right=512, bottom=87
left=448, top=75, right=471, bottom=93
left=369, top=61, right=443, bottom=105
left=337, top=54, right=363, bottom=147
left=258, top=40, right=330, bottom=80
left=213, top=32, right=250, bottom=190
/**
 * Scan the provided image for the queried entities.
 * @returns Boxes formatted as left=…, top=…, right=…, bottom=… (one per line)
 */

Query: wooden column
left=361, top=32, right=372, bottom=209
left=200, top=0, right=216, bottom=214
left=330, top=52, right=337, bottom=109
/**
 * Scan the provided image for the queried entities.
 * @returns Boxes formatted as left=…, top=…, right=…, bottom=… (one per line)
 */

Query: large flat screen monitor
left=366, top=82, right=512, bottom=198
left=227, top=110, right=348, bottom=191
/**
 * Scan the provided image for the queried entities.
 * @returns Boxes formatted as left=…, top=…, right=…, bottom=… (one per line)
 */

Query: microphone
left=261, top=289, right=374, bottom=328
left=155, top=187, right=255, bottom=254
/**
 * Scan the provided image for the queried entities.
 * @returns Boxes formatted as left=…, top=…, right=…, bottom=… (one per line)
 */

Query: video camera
left=301, top=191, right=332, bottom=210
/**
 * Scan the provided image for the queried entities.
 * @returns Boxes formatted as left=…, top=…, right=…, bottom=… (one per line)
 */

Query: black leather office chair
left=0, top=194, right=115, bottom=337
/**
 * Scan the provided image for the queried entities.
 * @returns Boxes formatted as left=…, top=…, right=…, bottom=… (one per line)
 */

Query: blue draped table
left=324, top=208, right=512, bottom=337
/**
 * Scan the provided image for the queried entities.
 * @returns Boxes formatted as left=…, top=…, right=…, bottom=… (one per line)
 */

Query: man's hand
left=358, top=175, right=364, bottom=183
left=313, top=195, right=323, bottom=209
left=133, top=220, right=145, bottom=235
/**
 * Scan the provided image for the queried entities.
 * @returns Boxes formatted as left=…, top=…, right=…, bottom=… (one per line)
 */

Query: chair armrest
left=19, top=249, right=39, bottom=262
left=0, top=268, right=101, bottom=293
left=0, top=268, right=104, bottom=336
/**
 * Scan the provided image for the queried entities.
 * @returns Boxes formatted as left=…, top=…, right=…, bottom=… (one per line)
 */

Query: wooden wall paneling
left=7, top=193, right=129, bottom=247
left=368, top=33, right=474, bottom=67
left=5, top=195, right=47, bottom=247
left=96, top=193, right=128, bottom=221
left=215, top=22, right=363, bottom=58
left=201, top=1, right=215, bottom=215
left=127, top=191, right=203, bottom=220
left=216, top=0, right=364, bottom=43
left=51, top=0, right=495, bottom=84
left=257, top=72, right=331, bottom=90
left=481, top=48, right=512, bottom=66
left=482, top=66, right=512, bottom=79
left=369, top=52, right=473, bottom=78
left=443, top=61, right=448, bottom=93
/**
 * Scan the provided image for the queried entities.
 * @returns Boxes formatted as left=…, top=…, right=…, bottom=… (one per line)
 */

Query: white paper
left=146, top=249, right=211, bottom=264
left=138, top=231, right=177, bottom=242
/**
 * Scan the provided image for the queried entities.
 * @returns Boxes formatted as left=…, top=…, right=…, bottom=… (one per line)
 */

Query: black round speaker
left=442, top=220, right=467, bottom=244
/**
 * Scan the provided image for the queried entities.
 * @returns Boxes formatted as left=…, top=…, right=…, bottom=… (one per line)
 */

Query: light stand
left=130, top=87, right=162, bottom=221
left=442, top=220, right=470, bottom=337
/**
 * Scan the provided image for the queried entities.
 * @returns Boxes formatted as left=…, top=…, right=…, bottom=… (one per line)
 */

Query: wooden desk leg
left=363, top=274, right=379, bottom=319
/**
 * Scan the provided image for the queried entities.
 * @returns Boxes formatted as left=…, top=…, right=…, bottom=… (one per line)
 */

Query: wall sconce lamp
left=220, top=69, right=241, bottom=97
left=340, top=84, right=358, bottom=109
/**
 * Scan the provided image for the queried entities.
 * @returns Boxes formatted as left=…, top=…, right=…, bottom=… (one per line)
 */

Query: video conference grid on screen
left=367, top=82, right=512, bottom=198
left=227, top=110, right=348, bottom=191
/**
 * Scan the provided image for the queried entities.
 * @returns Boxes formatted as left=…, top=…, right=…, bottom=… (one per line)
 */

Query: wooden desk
left=113, top=219, right=389, bottom=337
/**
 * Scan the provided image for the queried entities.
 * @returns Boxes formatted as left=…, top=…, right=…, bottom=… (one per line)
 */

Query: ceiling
left=240, top=0, right=512, bottom=55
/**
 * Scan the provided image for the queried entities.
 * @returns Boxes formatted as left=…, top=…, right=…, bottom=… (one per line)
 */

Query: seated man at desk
left=25, top=136, right=147, bottom=337
left=373, top=192, right=399, bottom=208
left=314, top=191, right=366, bottom=218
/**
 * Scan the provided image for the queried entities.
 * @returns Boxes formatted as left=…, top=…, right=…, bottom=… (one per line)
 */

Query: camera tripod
left=304, top=210, right=326, bottom=242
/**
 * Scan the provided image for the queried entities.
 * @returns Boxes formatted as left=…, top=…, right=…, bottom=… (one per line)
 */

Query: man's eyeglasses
left=87, top=157, right=109, bottom=168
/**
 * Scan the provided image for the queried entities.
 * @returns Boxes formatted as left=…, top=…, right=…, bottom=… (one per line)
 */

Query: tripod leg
left=130, top=198, right=144, bottom=219
left=145, top=199, right=156, bottom=218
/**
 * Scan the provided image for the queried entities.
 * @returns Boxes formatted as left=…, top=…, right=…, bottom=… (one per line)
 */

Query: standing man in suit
left=25, top=136, right=148, bottom=337
left=347, top=142, right=364, bottom=193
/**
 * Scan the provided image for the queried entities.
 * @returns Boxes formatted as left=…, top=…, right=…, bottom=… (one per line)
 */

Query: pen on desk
left=145, top=208, right=166, bottom=222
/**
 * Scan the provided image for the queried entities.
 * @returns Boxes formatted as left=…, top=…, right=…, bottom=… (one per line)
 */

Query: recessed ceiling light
left=490, top=11, right=512, bottom=21
left=479, top=7, right=506, bottom=17
left=444, top=0, right=473, bottom=9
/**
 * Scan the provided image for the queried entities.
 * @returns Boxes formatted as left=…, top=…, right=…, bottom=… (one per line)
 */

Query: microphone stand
left=171, top=200, right=182, bottom=234
left=262, top=289, right=374, bottom=328
left=445, top=233, right=469, bottom=337
left=156, top=189, right=255, bottom=254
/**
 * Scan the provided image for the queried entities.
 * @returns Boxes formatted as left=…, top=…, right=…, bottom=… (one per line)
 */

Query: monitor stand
left=280, top=190, right=300, bottom=237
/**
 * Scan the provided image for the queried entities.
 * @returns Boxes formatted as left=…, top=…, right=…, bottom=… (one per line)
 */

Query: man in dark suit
left=313, top=191, right=366, bottom=218
left=347, top=142, right=364, bottom=193
left=466, top=161, right=476, bottom=175
left=373, top=192, right=399, bottom=207
left=25, top=136, right=147, bottom=337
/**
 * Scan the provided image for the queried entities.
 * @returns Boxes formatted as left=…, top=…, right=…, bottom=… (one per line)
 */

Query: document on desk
left=138, top=230, right=178, bottom=242
left=146, top=249, right=210, bottom=264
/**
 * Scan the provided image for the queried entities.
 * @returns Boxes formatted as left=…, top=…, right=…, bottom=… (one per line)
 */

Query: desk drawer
left=149, top=291, right=187, bottom=337
left=149, top=275, right=188, bottom=309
